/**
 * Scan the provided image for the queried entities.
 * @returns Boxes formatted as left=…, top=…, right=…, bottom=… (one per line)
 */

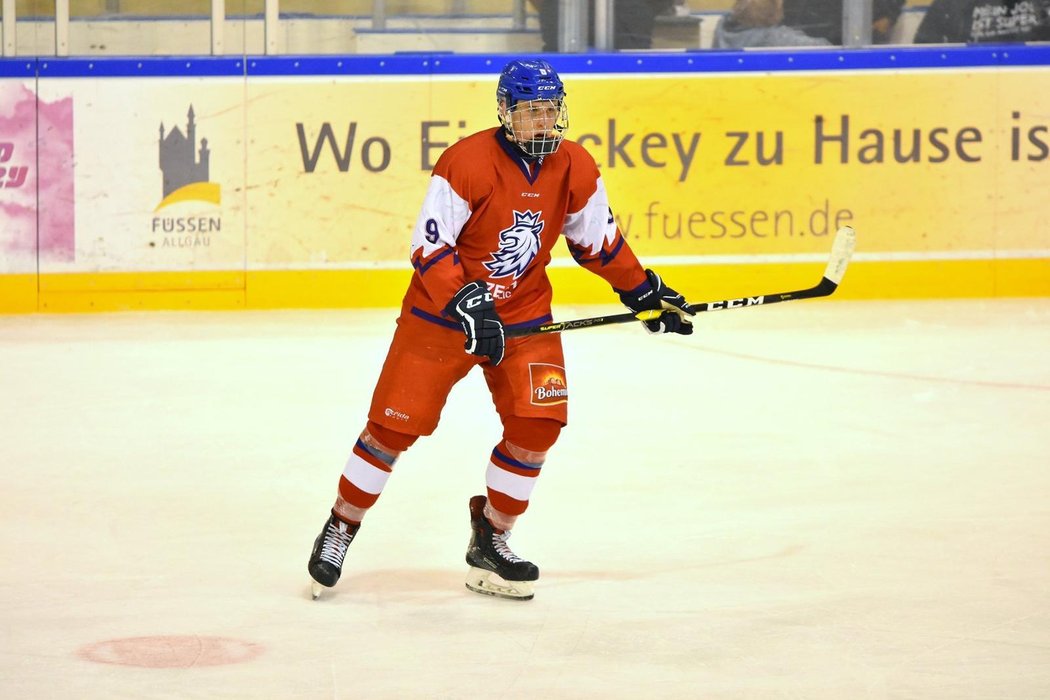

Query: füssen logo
left=483, top=210, right=543, bottom=280
left=150, top=105, right=221, bottom=248
left=529, top=363, right=568, bottom=406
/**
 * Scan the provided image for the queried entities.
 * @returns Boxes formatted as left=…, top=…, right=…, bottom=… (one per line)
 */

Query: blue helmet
left=496, top=59, right=565, bottom=109
left=496, top=59, right=569, bottom=158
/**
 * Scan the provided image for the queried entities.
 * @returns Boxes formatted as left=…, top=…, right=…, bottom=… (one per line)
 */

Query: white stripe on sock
left=343, top=452, right=392, bottom=495
left=485, top=461, right=538, bottom=502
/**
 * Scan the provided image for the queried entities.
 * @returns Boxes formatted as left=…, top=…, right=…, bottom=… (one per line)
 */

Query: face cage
left=499, top=98, right=569, bottom=158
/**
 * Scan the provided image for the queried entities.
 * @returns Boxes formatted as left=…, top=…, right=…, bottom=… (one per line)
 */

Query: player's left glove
left=618, top=269, right=695, bottom=335
left=445, top=280, right=505, bottom=365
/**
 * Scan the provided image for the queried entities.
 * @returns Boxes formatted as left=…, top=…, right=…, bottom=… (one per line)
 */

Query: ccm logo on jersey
left=529, top=363, right=568, bottom=406
left=521, top=192, right=540, bottom=198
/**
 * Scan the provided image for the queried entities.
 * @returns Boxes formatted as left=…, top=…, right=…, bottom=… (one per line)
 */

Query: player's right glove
left=445, top=280, right=505, bottom=365
left=618, top=269, right=695, bottom=335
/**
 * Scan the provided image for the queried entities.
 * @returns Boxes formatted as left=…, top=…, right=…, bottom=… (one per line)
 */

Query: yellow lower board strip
left=245, top=268, right=413, bottom=309
left=33, top=270, right=248, bottom=313
left=1, top=258, right=1047, bottom=314
left=551, top=258, right=1050, bottom=305
left=0, top=275, right=37, bottom=313
left=39, top=270, right=246, bottom=292
left=39, top=288, right=246, bottom=313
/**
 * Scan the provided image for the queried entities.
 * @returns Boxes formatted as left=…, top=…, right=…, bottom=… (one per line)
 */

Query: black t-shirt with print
left=915, top=0, right=1050, bottom=43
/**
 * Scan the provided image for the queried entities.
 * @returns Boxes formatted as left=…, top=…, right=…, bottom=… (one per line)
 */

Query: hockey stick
left=506, top=225, right=856, bottom=338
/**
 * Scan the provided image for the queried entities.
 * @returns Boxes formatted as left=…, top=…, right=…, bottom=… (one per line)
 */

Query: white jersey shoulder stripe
left=410, top=174, right=472, bottom=257
left=561, top=176, right=617, bottom=254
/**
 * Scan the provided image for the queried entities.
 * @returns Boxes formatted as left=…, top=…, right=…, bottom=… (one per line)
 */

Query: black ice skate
left=308, top=512, right=359, bottom=600
left=465, top=495, right=539, bottom=601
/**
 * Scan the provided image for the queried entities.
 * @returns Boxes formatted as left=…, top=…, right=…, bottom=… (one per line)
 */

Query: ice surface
left=1, top=299, right=1048, bottom=699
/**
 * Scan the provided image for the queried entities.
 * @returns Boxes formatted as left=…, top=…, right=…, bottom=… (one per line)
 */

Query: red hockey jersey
left=400, top=126, right=648, bottom=331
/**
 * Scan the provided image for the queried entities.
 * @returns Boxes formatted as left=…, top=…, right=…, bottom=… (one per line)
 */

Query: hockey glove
left=618, top=269, right=695, bottom=335
left=445, top=280, right=505, bottom=365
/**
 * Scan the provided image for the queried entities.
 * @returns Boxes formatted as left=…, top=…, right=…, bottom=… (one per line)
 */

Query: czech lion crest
left=483, top=210, right=544, bottom=279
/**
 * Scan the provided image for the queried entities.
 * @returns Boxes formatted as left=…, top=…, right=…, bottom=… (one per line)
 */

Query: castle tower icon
left=159, top=105, right=211, bottom=198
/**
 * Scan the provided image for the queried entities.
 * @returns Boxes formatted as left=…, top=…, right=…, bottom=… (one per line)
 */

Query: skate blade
left=465, top=567, right=534, bottom=601
left=310, top=581, right=325, bottom=600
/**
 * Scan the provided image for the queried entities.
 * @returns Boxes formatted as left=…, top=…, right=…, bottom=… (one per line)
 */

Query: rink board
left=20, top=258, right=1048, bottom=312
left=1, top=49, right=1049, bottom=312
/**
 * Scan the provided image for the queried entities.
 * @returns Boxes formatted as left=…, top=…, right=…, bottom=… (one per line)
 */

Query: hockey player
left=308, top=58, right=694, bottom=601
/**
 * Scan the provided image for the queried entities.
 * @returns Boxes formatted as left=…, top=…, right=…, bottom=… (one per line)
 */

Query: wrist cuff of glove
left=617, top=277, right=659, bottom=311
left=615, top=278, right=652, bottom=298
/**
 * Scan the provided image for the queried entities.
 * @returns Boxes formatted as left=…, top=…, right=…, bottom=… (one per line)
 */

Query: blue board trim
left=2, top=45, right=1048, bottom=78
left=36, top=56, right=246, bottom=77
left=0, top=60, right=36, bottom=78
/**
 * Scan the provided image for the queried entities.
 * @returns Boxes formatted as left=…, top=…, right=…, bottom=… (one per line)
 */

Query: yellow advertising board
left=245, top=70, right=1050, bottom=256
left=2, top=65, right=1048, bottom=312
left=241, top=69, right=1050, bottom=307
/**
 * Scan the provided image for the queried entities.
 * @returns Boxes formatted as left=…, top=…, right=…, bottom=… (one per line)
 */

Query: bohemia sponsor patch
left=529, top=363, right=568, bottom=406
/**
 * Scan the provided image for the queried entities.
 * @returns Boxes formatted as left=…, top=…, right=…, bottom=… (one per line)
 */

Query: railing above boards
left=0, top=0, right=534, bottom=57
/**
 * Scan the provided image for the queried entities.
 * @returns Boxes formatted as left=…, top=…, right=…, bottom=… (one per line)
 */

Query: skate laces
left=319, top=521, right=353, bottom=566
left=492, top=531, right=525, bottom=564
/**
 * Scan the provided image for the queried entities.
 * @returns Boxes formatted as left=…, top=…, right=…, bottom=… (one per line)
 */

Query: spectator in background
left=530, top=0, right=675, bottom=51
left=714, top=0, right=833, bottom=47
left=782, top=0, right=906, bottom=44
left=914, top=0, right=1050, bottom=42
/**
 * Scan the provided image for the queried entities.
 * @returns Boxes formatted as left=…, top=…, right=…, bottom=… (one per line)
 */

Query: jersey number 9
left=425, top=219, right=440, bottom=244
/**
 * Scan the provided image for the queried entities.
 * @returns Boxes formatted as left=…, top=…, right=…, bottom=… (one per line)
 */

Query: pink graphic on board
left=0, top=83, right=75, bottom=263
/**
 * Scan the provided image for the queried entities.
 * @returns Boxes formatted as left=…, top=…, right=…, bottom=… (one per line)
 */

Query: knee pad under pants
left=502, top=416, right=562, bottom=454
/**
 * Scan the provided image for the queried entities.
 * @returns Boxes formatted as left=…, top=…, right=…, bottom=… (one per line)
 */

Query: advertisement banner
left=34, top=78, right=246, bottom=278
left=0, top=81, right=75, bottom=274
left=245, top=69, right=1050, bottom=269
left=3, top=63, right=1047, bottom=309
left=244, top=75, right=459, bottom=268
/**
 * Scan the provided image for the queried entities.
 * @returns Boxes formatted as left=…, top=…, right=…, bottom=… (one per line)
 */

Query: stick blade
left=822, top=226, right=856, bottom=285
